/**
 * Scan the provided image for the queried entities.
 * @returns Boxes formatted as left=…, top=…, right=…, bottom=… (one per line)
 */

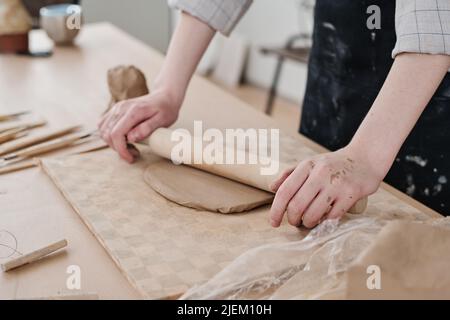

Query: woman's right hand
left=98, top=88, right=181, bottom=163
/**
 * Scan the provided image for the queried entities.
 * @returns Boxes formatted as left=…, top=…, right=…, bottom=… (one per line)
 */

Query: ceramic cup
left=40, top=4, right=82, bottom=45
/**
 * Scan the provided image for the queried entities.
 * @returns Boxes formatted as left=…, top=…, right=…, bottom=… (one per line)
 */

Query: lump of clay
left=144, top=160, right=275, bottom=214
left=0, top=0, right=32, bottom=35
left=106, top=65, right=149, bottom=113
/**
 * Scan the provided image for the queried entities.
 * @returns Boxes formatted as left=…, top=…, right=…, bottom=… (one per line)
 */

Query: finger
left=110, top=107, right=156, bottom=163
left=97, top=108, right=114, bottom=129
left=285, top=177, right=321, bottom=227
left=99, top=112, right=115, bottom=146
left=269, top=167, right=295, bottom=192
left=301, top=191, right=336, bottom=229
left=100, top=107, right=125, bottom=147
left=127, top=114, right=162, bottom=143
left=327, top=196, right=355, bottom=220
left=128, top=144, right=141, bottom=158
left=269, top=161, right=312, bottom=228
left=97, top=112, right=108, bottom=129
left=104, top=107, right=127, bottom=135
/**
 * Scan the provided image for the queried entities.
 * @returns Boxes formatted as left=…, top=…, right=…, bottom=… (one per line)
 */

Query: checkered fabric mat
left=41, top=135, right=427, bottom=299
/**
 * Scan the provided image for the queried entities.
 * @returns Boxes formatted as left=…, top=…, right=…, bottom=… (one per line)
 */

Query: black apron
left=300, top=0, right=450, bottom=216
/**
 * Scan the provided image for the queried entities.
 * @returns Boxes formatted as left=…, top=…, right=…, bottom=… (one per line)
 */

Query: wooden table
left=0, top=23, right=440, bottom=300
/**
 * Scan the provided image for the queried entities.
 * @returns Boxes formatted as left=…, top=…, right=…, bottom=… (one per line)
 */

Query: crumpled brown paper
left=106, top=65, right=149, bottom=113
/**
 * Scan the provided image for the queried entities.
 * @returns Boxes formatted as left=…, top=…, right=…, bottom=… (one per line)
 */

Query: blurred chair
left=260, top=33, right=311, bottom=115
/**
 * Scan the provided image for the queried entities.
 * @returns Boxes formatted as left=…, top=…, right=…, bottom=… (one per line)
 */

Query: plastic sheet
left=181, top=211, right=444, bottom=300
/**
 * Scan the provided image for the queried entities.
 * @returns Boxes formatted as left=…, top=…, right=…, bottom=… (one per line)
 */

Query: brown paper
left=144, top=159, right=274, bottom=214
left=346, top=220, right=450, bottom=299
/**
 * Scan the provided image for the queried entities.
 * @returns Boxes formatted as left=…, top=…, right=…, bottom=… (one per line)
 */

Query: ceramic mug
left=40, top=4, right=82, bottom=45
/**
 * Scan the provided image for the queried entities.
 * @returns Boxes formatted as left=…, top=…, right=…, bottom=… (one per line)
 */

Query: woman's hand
left=269, top=146, right=383, bottom=229
left=98, top=88, right=181, bottom=163
left=98, top=12, right=216, bottom=164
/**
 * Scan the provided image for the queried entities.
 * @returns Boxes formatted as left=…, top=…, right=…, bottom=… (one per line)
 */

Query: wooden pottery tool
left=0, top=120, right=47, bottom=144
left=0, top=132, right=104, bottom=175
left=0, top=128, right=28, bottom=144
left=0, top=131, right=96, bottom=168
left=0, top=111, right=30, bottom=122
left=0, top=125, right=81, bottom=156
left=147, top=128, right=368, bottom=214
left=0, top=158, right=40, bottom=175
left=1, top=239, right=68, bottom=272
left=0, top=119, right=47, bottom=134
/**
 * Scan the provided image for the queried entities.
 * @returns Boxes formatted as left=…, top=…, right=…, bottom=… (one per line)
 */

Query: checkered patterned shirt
left=169, top=0, right=450, bottom=58
left=168, top=0, right=253, bottom=36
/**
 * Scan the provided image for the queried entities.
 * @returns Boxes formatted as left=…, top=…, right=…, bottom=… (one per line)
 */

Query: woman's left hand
left=269, top=146, right=383, bottom=229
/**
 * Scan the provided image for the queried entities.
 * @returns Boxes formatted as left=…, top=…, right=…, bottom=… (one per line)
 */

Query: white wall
left=82, top=0, right=170, bottom=53
left=172, top=0, right=314, bottom=104
left=234, top=0, right=313, bottom=104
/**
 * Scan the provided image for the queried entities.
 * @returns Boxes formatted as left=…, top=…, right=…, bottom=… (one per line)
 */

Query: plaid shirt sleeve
left=168, top=0, right=252, bottom=36
left=393, top=0, right=450, bottom=57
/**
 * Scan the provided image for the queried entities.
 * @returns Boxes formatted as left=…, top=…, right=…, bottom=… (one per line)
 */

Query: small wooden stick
left=0, top=128, right=27, bottom=144
left=0, top=158, right=39, bottom=175
left=0, top=139, right=106, bottom=175
left=0, top=126, right=80, bottom=156
left=0, top=120, right=47, bottom=134
left=0, top=111, right=30, bottom=122
left=1, top=239, right=68, bottom=272
left=6, top=132, right=92, bottom=160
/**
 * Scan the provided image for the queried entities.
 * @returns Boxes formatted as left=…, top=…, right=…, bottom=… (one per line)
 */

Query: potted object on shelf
left=0, top=0, right=32, bottom=53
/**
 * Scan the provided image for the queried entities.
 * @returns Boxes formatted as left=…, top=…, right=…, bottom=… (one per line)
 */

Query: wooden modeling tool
left=0, top=125, right=81, bottom=156
left=0, top=131, right=96, bottom=168
left=0, top=111, right=30, bottom=122
left=0, top=129, right=28, bottom=144
left=0, top=120, right=47, bottom=144
left=1, top=239, right=68, bottom=272
left=0, top=158, right=40, bottom=175
left=0, top=131, right=104, bottom=175
left=0, top=119, right=47, bottom=134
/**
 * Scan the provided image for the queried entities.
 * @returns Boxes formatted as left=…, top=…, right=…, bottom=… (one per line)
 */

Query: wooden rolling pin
left=147, top=128, right=368, bottom=214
